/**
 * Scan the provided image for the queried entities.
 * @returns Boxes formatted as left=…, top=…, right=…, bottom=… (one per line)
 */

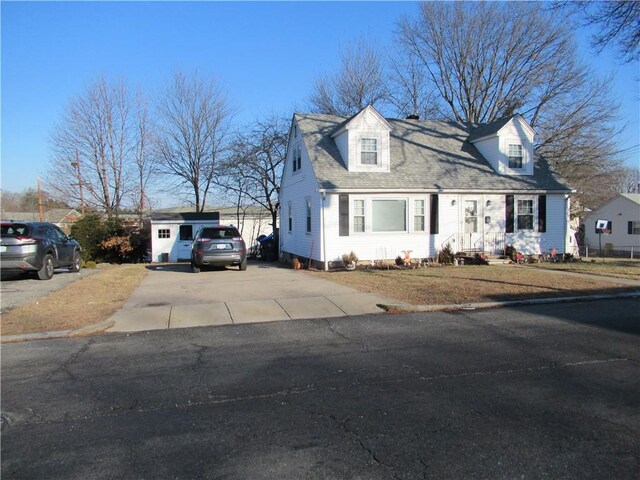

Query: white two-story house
left=279, top=105, right=573, bottom=269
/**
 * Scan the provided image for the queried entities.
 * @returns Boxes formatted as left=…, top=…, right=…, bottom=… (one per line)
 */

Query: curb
left=3, top=292, right=639, bottom=343
left=377, top=291, right=640, bottom=314
left=1, top=319, right=115, bottom=344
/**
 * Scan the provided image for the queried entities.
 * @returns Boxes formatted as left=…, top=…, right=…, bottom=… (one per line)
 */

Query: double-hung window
left=516, top=199, right=534, bottom=230
left=306, top=199, right=311, bottom=233
left=508, top=144, right=523, bottom=169
left=360, top=138, right=378, bottom=165
left=288, top=203, right=293, bottom=232
left=353, top=200, right=365, bottom=233
left=414, top=199, right=425, bottom=231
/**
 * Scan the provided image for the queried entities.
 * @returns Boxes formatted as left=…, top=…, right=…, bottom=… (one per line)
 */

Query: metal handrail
left=440, top=233, right=457, bottom=250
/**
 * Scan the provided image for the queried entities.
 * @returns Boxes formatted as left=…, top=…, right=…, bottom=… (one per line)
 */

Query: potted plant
left=341, top=251, right=358, bottom=270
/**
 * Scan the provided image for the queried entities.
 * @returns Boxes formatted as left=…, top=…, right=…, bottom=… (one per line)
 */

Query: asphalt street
left=2, top=298, right=639, bottom=479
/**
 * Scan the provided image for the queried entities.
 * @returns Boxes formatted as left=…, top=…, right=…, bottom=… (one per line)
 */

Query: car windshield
left=200, top=228, right=240, bottom=239
left=1, top=224, right=30, bottom=237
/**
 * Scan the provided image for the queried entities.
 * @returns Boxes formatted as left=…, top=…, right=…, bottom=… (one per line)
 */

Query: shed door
left=178, top=225, right=194, bottom=261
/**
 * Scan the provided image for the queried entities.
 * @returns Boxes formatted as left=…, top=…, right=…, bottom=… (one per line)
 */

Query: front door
left=178, top=225, right=193, bottom=261
left=462, top=199, right=482, bottom=251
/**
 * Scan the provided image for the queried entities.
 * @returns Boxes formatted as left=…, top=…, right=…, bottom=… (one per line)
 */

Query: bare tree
left=387, top=50, right=441, bottom=119
left=553, top=1, right=640, bottom=63
left=395, top=2, right=624, bottom=210
left=48, top=77, right=134, bottom=219
left=131, top=91, right=154, bottom=217
left=217, top=114, right=288, bottom=241
left=308, top=38, right=387, bottom=116
left=613, top=165, right=640, bottom=194
left=155, top=72, right=233, bottom=212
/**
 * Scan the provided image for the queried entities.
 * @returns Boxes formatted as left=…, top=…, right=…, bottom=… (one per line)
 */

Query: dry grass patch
left=311, top=265, right=636, bottom=305
left=530, top=259, right=640, bottom=280
left=1, top=264, right=148, bottom=336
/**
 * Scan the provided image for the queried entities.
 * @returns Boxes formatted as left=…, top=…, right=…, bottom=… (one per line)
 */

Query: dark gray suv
left=0, top=221, right=82, bottom=280
left=191, top=225, right=247, bottom=273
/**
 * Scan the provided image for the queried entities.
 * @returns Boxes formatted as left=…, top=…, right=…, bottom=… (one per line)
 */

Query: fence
left=579, top=245, right=639, bottom=259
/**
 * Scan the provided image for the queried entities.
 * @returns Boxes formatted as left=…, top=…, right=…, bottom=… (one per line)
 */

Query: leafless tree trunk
left=308, top=38, right=387, bottom=116
left=154, top=72, right=233, bottom=212
left=48, top=77, right=134, bottom=219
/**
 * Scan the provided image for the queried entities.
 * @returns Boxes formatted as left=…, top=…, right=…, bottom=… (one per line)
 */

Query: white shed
left=584, top=194, right=640, bottom=255
left=150, top=212, right=220, bottom=262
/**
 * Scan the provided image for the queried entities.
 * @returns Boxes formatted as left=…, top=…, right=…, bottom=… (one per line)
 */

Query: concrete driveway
left=107, top=262, right=393, bottom=332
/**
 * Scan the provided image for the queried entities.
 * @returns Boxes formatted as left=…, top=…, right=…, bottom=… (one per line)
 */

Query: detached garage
left=150, top=212, right=220, bottom=262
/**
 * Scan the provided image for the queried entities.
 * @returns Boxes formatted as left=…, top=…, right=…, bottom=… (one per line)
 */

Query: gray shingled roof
left=295, top=113, right=571, bottom=193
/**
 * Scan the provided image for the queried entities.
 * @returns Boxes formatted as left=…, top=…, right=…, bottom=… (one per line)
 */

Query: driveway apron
left=107, top=263, right=392, bottom=332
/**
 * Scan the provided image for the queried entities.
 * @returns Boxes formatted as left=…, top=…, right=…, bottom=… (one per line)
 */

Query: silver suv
left=190, top=225, right=247, bottom=273
left=1, top=221, right=82, bottom=280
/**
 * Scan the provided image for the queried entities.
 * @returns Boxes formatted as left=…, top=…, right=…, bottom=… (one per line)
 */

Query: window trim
left=352, top=199, right=365, bottom=233
left=371, top=198, right=407, bottom=233
left=413, top=199, right=426, bottom=232
left=360, top=137, right=378, bottom=165
left=508, top=144, right=523, bottom=169
left=516, top=197, right=535, bottom=231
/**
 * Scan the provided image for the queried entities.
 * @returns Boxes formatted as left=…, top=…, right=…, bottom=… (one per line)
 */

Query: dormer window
left=508, top=144, right=523, bottom=169
left=360, top=138, right=378, bottom=165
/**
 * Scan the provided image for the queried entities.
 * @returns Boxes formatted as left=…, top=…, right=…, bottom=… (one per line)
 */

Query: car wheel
left=71, top=251, right=81, bottom=272
left=191, top=261, right=200, bottom=273
left=239, top=258, right=247, bottom=271
left=37, top=253, right=55, bottom=280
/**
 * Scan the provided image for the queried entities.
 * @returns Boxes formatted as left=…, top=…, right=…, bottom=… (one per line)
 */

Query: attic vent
left=406, top=114, right=420, bottom=120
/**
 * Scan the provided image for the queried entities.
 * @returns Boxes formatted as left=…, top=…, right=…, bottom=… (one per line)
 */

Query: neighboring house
left=150, top=212, right=220, bottom=262
left=279, top=105, right=573, bottom=269
left=1, top=209, right=81, bottom=233
left=584, top=193, right=640, bottom=255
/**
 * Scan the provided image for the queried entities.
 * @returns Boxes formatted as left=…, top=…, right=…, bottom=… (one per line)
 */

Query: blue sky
left=2, top=1, right=639, bottom=199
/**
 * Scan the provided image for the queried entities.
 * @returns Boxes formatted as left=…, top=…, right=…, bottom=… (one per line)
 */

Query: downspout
left=322, top=191, right=328, bottom=271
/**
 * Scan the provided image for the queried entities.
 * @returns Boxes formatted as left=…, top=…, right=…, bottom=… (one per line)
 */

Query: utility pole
left=37, top=177, right=44, bottom=221
left=70, top=151, right=85, bottom=214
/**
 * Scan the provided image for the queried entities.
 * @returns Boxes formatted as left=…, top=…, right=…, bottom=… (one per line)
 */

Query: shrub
left=505, top=245, right=517, bottom=262
left=84, top=261, right=97, bottom=269
left=437, top=243, right=455, bottom=264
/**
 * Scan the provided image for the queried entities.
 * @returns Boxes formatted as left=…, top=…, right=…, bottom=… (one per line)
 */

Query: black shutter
left=339, top=194, right=349, bottom=237
left=506, top=195, right=514, bottom=233
left=430, top=194, right=439, bottom=234
left=537, top=195, right=546, bottom=233
left=629, top=221, right=633, bottom=235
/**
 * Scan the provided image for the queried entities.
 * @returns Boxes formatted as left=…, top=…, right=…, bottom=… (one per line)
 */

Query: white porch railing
left=440, top=232, right=506, bottom=254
